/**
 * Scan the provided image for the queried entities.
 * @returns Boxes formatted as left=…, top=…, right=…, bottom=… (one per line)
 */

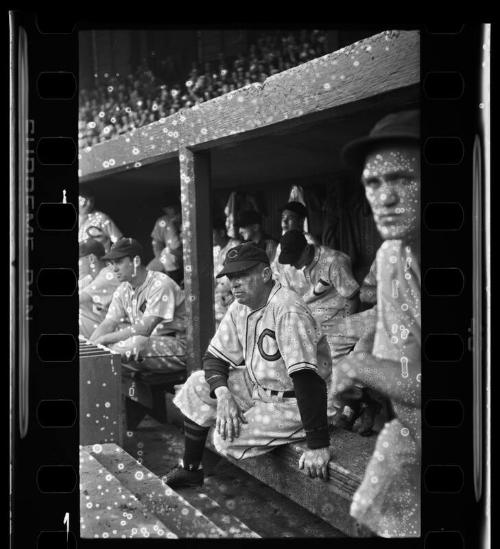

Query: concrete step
left=207, top=427, right=376, bottom=537
left=84, top=443, right=227, bottom=538
left=177, top=490, right=260, bottom=538
left=122, top=417, right=345, bottom=537
left=80, top=448, right=176, bottom=539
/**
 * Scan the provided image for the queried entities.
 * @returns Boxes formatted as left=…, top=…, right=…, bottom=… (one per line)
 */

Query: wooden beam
left=179, top=147, right=215, bottom=373
left=79, top=30, right=419, bottom=180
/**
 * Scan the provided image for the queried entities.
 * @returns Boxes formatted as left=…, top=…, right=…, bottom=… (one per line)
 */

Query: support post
left=179, top=147, right=215, bottom=373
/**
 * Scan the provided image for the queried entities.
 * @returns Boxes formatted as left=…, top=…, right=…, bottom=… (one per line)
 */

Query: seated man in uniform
left=89, top=237, right=186, bottom=373
left=78, top=188, right=122, bottom=245
left=278, top=229, right=360, bottom=364
left=213, top=217, right=241, bottom=324
left=147, top=204, right=184, bottom=284
left=333, top=110, right=421, bottom=537
left=236, top=209, right=278, bottom=263
left=79, top=238, right=120, bottom=339
left=165, top=243, right=333, bottom=488
left=79, top=227, right=113, bottom=286
left=271, top=200, right=320, bottom=288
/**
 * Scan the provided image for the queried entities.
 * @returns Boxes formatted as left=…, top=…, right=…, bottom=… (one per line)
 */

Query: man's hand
left=91, top=334, right=108, bottom=346
left=214, top=387, right=247, bottom=442
left=299, top=447, right=331, bottom=480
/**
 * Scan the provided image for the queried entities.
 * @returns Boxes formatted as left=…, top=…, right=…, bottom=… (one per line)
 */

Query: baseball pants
left=173, top=368, right=308, bottom=460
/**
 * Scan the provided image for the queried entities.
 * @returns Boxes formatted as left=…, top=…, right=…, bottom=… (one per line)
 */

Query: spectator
left=79, top=30, right=330, bottom=149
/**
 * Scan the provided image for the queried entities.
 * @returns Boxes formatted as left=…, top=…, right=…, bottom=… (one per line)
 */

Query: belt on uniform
left=265, top=388, right=296, bottom=398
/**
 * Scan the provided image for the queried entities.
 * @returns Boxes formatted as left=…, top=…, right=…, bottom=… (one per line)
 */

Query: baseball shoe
left=164, top=464, right=204, bottom=488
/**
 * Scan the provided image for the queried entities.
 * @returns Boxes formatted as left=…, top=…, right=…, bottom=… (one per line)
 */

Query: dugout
left=80, top=29, right=420, bottom=373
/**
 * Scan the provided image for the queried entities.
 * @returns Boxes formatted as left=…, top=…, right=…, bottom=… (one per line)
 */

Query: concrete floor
left=122, top=415, right=345, bottom=538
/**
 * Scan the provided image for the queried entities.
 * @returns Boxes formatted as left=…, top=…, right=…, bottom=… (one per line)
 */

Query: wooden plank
left=80, top=449, right=176, bottom=539
left=87, top=443, right=227, bottom=538
left=80, top=30, right=419, bottom=180
left=179, top=147, right=215, bottom=373
left=207, top=428, right=375, bottom=537
left=80, top=350, right=123, bottom=447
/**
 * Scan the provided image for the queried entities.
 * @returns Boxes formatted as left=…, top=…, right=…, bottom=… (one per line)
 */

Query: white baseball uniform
left=173, top=282, right=332, bottom=460
left=78, top=210, right=123, bottom=244
left=104, top=270, right=187, bottom=372
left=213, top=238, right=241, bottom=322
left=276, top=245, right=360, bottom=363
left=350, top=240, right=421, bottom=537
left=79, top=265, right=120, bottom=339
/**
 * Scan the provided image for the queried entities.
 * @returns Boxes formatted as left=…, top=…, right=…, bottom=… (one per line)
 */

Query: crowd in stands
left=79, top=30, right=329, bottom=149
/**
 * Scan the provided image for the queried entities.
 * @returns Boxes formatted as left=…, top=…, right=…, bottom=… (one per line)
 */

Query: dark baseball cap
left=237, top=209, right=262, bottom=228
left=102, top=237, right=143, bottom=261
left=216, top=242, right=270, bottom=278
left=79, top=238, right=105, bottom=259
left=79, top=187, right=94, bottom=199
left=279, top=201, right=307, bottom=218
left=278, top=229, right=308, bottom=265
left=342, top=109, right=420, bottom=168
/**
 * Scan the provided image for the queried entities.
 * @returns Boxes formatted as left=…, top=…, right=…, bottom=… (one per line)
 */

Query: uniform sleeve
left=143, top=278, right=178, bottom=322
left=105, top=286, right=128, bottom=323
left=80, top=268, right=119, bottom=311
left=360, top=259, right=377, bottom=304
left=207, top=306, right=244, bottom=367
left=328, top=255, right=360, bottom=298
left=203, top=351, right=231, bottom=398
left=275, top=310, right=319, bottom=375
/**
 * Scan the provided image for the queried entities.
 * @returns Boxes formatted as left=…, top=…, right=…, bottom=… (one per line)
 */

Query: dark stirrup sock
left=182, top=416, right=210, bottom=471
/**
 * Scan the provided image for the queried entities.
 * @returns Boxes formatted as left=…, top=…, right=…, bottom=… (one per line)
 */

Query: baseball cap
left=216, top=243, right=270, bottom=278
left=102, top=237, right=143, bottom=261
left=237, top=209, right=262, bottom=228
left=79, top=238, right=105, bottom=259
left=342, top=109, right=420, bottom=169
left=279, top=201, right=307, bottom=218
left=278, top=229, right=307, bottom=265
left=79, top=187, right=94, bottom=199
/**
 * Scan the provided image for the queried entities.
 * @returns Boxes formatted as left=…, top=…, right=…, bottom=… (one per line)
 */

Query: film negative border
left=8, top=13, right=490, bottom=548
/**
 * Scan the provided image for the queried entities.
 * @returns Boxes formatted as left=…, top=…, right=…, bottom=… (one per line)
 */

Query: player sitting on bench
left=89, top=237, right=186, bottom=373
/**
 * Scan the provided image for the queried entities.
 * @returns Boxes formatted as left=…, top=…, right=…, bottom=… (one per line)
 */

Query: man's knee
left=179, top=370, right=208, bottom=398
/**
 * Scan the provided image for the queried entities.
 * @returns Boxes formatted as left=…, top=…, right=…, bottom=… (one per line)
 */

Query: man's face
left=108, top=256, right=135, bottom=283
left=362, top=145, right=420, bottom=241
left=79, top=195, right=91, bottom=216
left=238, top=224, right=259, bottom=242
left=281, top=210, right=302, bottom=233
left=227, top=264, right=270, bottom=309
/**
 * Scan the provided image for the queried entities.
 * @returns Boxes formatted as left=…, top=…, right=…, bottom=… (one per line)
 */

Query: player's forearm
left=291, top=369, right=330, bottom=449
left=89, top=319, right=117, bottom=342
left=342, top=352, right=421, bottom=408
left=203, top=351, right=230, bottom=398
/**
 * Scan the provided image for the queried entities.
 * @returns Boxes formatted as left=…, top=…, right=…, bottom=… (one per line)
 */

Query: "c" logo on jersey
left=257, top=329, right=281, bottom=361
